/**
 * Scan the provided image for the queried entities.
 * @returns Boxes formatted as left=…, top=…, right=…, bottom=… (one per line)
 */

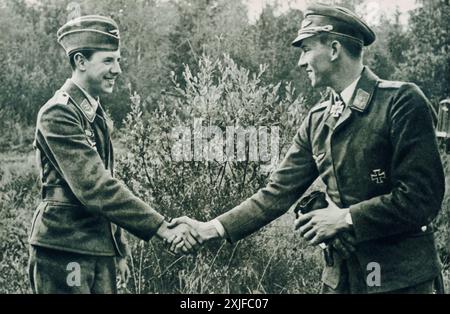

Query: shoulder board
left=50, top=90, right=70, bottom=105
left=378, top=80, right=405, bottom=89
left=310, top=100, right=330, bottom=113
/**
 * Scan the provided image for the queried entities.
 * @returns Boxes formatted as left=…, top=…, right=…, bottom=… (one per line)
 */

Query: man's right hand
left=167, top=216, right=221, bottom=253
left=329, top=232, right=357, bottom=259
left=156, top=220, right=201, bottom=254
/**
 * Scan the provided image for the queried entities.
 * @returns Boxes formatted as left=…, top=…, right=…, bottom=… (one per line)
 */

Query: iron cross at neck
left=330, top=93, right=345, bottom=118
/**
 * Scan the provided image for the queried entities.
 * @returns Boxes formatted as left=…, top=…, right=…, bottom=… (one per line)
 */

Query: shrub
left=115, top=54, right=321, bottom=293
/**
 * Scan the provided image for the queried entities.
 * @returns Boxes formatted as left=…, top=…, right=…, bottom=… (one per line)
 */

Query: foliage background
left=0, top=0, right=449, bottom=293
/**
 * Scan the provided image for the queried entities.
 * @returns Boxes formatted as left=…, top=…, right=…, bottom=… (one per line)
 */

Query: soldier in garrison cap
left=167, top=3, right=445, bottom=294
left=28, top=15, right=198, bottom=294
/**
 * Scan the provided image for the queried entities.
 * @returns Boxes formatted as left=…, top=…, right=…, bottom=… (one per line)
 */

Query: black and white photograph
left=0, top=0, right=449, bottom=300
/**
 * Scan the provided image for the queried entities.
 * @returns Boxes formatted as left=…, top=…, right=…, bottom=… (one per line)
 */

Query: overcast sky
left=245, top=0, right=419, bottom=25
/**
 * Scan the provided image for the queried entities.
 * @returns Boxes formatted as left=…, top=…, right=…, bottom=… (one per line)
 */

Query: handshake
left=156, top=216, right=221, bottom=255
left=154, top=191, right=357, bottom=259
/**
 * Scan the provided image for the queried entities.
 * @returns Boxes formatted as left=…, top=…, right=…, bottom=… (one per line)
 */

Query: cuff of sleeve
left=345, top=211, right=353, bottom=225
left=211, top=219, right=225, bottom=238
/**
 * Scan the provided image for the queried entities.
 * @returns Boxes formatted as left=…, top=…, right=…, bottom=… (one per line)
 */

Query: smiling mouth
left=105, top=78, right=116, bottom=85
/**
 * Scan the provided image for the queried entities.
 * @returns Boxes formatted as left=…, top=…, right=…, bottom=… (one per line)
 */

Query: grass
left=0, top=140, right=449, bottom=294
left=0, top=147, right=39, bottom=294
left=0, top=143, right=324, bottom=294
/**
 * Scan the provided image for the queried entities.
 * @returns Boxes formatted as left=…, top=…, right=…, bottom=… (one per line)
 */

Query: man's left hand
left=294, top=196, right=351, bottom=245
left=117, top=257, right=130, bottom=288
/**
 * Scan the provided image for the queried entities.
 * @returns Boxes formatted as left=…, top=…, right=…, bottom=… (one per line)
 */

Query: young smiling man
left=28, top=15, right=197, bottom=293
left=169, top=4, right=445, bottom=293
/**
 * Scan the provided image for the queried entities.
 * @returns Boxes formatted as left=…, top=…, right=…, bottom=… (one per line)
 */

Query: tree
left=394, top=0, right=450, bottom=103
left=364, top=9, right=412, bottom=80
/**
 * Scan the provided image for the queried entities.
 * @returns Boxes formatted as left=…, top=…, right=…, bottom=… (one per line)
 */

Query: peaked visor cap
left=292, top=3, right=375, bottom=47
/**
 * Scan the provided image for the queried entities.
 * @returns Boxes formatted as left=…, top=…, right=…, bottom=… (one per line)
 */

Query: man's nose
left=111, top=61, right=122, bottom=75
left=298, top=52, right=307, bottom=68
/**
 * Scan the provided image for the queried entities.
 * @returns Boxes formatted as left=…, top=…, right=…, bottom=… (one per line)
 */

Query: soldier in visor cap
left=28, top=15, right=198, bottom=294
left=167, top=3, right=445, bottom=294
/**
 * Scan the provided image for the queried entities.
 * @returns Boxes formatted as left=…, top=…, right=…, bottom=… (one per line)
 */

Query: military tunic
left=217, top=67, right=445, bottom=293
left=29, top=79, right=165, bottom=257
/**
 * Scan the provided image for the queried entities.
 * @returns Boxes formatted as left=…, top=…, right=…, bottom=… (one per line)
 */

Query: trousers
left=28, top=245, right=117, bottom=294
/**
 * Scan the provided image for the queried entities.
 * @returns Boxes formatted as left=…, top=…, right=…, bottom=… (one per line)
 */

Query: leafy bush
left=115, top=54, right=322, bottom=293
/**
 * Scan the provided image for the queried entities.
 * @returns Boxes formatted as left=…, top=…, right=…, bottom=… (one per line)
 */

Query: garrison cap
left=292, top=3, right=375, bottom=47
left=57, top=15, right=120, bottom=56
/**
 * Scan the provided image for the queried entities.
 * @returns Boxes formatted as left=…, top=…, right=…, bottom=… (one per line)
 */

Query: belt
left=42, top=185, right=81, bottom=205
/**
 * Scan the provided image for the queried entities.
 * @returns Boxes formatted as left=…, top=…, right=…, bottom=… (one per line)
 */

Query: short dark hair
left=68, top=50, right=96, bottom=70
left=318, top=33, right=363, bottom=59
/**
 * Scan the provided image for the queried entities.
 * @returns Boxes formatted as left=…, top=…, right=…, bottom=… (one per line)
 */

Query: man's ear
left=330, top=40, right=341, bottom=62
left=73, top=52, right=87, bottom=71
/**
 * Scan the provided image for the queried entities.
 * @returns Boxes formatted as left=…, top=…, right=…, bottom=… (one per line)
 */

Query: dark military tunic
left=217, top=67, right=445, bottom=293
left=29, top=79, right=165, bottom=257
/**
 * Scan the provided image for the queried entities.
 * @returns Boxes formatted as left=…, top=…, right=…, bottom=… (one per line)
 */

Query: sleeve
left=35, top=102, right=165, bottom=241
left=349, top=84, right=445, bottom=243
left=217, top=113, right=319, bottom=242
